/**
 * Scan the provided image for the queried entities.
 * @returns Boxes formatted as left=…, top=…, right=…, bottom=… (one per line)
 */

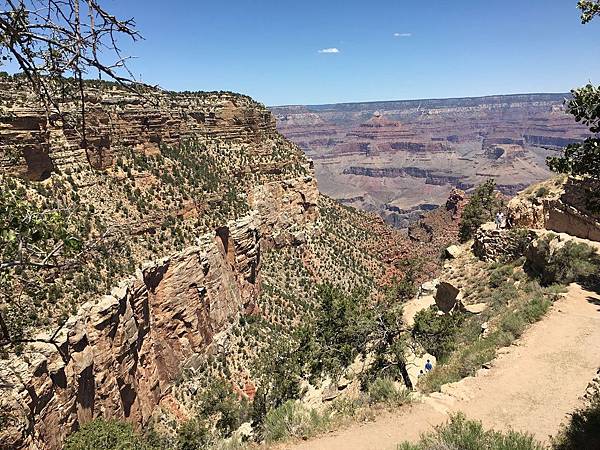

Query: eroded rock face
left=0, top=77, right=321, bottom=448
left=0, top=79, right=277, bottom=180
left=249, top=176, right=319, bottom=248
left=0, top=214, right=263, bottom=449
left=508, top=178, right=600, bottom=242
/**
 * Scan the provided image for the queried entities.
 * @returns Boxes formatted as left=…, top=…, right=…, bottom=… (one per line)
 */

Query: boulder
left=444, top=245, right=463, bottom=259
left=481, top=322, right=490, bottom=338
left=434, top=281, right=463, bottom=314
left=235, top=422, right=253, bottom=441
left=419, top=279, right=439, bottom=297
left=464, top=303, right=488, bottom=314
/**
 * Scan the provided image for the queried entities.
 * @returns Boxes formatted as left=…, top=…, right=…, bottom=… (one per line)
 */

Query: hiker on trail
left=418, top=369, right=424, bottom=378
left=425, top=360, right=433, bottom=372
left=506, top=213, right=514, bottom=229
left=495, top=211, right=505, bottom=229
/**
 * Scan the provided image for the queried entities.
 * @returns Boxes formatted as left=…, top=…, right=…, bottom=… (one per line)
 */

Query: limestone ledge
left=508, top=178, right=600, bottom=243
left=0, top=80, right=279, bottom=179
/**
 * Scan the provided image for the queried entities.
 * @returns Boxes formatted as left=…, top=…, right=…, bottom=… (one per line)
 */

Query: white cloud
left=393, top=32, right=412, bottom=37
left=318, top=47, right=340, bottom=54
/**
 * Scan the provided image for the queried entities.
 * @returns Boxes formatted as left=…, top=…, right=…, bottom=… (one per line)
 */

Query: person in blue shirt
left=425, top=359, right=433, bottom=372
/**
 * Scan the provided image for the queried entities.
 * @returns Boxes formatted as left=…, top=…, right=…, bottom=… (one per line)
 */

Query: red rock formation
left=0, top=79, right=276, bottom=180
left=0, top=78, right=320, bottom=450
left=271, top=94, right=591, bottom=227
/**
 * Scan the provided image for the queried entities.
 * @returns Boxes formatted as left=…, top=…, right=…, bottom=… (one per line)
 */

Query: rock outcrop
left=0, top=77, right=277, bottom=180
left=508, top=178, right=600, bottom=243
left=1, top=214, right=263, bottom=449
left=473, top=224, right=537, bottom=262
left=1, top=165, right=320, bottom=449
left=0, top=78, right=321, bottom=450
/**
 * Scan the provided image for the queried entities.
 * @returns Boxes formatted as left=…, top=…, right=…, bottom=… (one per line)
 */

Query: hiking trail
left=283, top=283, right=600, bottom=450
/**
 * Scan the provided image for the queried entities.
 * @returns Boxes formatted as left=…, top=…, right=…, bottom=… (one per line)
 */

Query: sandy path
left=283, top=284, right=600, bottom=450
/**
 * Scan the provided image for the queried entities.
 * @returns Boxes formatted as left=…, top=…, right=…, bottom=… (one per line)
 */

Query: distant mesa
left=270, top=93, right=591, bottom=229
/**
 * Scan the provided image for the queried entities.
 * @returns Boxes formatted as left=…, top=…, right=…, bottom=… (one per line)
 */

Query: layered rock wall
left=0, top=78, right=320, bottom=450
left=509, top=178, right=600, bottom=242
left=1, top=165, right=319, bottom=450
left=0, top=78, right=275, bottom=179
left=1, top=214, right=260, bottom=449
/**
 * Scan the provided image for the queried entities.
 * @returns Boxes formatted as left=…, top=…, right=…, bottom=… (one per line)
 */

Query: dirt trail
left=284, top=283, right=600, bottom=450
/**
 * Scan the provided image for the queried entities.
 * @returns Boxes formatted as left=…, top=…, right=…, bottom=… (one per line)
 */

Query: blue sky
left=93, top=1, right=600, bottom=105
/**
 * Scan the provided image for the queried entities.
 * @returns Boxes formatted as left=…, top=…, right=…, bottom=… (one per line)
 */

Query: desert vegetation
left=415, top=247, right=596, bottom=393
left=458, top=179, right=504, bottom=242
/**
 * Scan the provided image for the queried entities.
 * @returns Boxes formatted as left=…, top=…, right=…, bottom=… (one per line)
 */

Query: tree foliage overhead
left=547, top=3, right=600, bottom=180
left=0, top=0, right=143, bottom=147
left=578, top=0, right=600, bottom=23
left=0, top=0, right=140, bottom=100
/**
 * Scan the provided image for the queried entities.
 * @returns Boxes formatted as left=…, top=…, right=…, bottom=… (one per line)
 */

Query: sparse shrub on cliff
left=176, top=418, right=211, bottom=450
left=534, top=186, right=550, bottom=198
left=398, top=414, right=545, bottom=450
left=262, top=400, right=330, bottom=443
left=459, top=180, right=504, bottom=242
left=197, top=379, right=249, bottom=438
left=64, top=418, right=158, bottom=450
left=251, top=334, right=304, bottom=427
left=302, top=283, right=373, bottom=378
left=388, top=259, right=421, bottom=301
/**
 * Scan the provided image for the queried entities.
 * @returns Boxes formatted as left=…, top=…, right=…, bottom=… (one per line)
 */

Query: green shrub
left=552, top=390, right=600, bottom=450
left=176, top=418, right=211, bottom=450
left=500, top=313, right=526, bottom=338
left=367, top=377, right=410, bottom=406
left=263, top=401, right=329, bottom=443
left=490, top=283, right=519, bottom=307
left=489, top=265, right=513, bottom=288
left=64, top=418, right=157, bottom=450
left=535, top=186, right=550, bottom=198
left=459, top=180, right=504, bottom=242
left=197, top=378, right=248, bottom=437
left=521, top=295, right=551, bottom=323
left=328, top=397, right=363, bottom=418
left=412, top=307, right=464, bottom=361
left=534, top=239, right=600, bottom=286
left=398, top=414, right=544, bottom=450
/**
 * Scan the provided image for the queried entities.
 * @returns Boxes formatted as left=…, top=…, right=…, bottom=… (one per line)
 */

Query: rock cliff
left=0, top=78, right=461, bottom=450
left=1, top=77, right=276, bottom=180
left=508, top=177, right=600, bottom=242
left=0, top=78, right=320, bottom=449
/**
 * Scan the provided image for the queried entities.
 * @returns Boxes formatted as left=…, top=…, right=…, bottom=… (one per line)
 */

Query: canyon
left=2, top=76, right=599, bottom=450
left=271, top=93, right=591, bottom=227
left=0, top=77, right=458, bottom=449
